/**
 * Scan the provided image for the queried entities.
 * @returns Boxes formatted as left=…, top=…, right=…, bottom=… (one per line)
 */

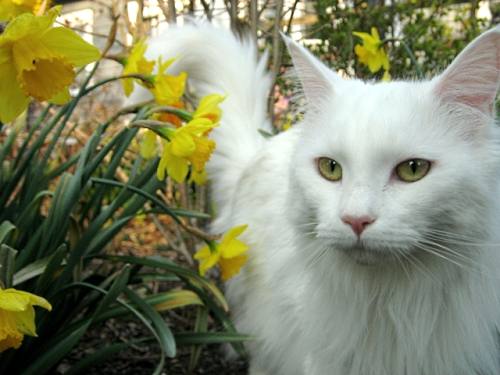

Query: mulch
left=58, top=315, right=248, bottom=374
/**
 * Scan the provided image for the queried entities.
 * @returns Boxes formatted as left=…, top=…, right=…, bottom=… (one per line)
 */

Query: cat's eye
left=317, top=157, right=342, bottom=181
left=395, top=159, right=431, bottom=182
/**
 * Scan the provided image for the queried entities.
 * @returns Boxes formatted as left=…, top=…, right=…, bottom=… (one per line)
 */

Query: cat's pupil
left=329, top=160, right=337, bottom=171
left=409, top=160, right=417, bottom=174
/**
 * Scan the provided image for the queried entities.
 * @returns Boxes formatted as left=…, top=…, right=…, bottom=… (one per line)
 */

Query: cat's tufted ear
left=281, top=33, right=337, bottom=106
left=433, top=26, right=500, bottom=117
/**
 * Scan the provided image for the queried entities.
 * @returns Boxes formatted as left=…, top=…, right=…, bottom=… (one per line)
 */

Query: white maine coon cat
left=136, top=24, right=500, bottom=375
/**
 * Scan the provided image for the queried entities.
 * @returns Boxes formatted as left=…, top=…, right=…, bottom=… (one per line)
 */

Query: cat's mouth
left=338, top=243, right=394, bottom=266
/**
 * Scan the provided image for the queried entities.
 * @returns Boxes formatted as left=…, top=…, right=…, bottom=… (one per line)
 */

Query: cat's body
left=136, top=24, right=500, bottom=375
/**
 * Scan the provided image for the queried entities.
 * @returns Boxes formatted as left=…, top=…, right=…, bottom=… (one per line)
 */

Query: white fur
left=139, top=24, right=500, bottom=375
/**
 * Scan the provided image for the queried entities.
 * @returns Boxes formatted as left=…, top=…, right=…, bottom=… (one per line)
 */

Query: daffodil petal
left=171, top=131, right=196, bottom=157
left=156, top=141, right=169, bottom=180
left=0, top=55, right=29, bottom=123
left=41, top=27, right=100, bottom=67
left=184, top=118, right=216, bottom=136
left=194, top=93, right=225, bottom=123
left=198, top=251, right=220, bottom=276
left=0, top=289, right=51, bottom=311
left=221, top=239, right=248, bottom=259
left=371, top=27, right=380, bottom=41
left=194, top=245, right=211, bottom=260
left=166, top=154, right=189, bottom=183
left=140, top=130, right=158, bottom=159
left=12, top=306, right=37, bottom=336
left=367, top=54, right=383, bottom=73
left=49, top=88, right=71, bottom=105
left=0, top=6, right=59, bottom=45
left=220, top=225, right=248, bottom=248
left=160, top=143, right=189, bottom=182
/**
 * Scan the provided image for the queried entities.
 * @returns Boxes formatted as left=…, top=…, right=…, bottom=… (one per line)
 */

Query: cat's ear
left=433, top=26, right=500, bottom=117
left=281, top=33, right=337, bottom=106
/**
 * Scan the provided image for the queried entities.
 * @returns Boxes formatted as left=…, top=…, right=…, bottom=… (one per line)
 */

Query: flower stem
left=146, top=105, right=193, bottom=122
left=383, top=38, right=424, bottom=79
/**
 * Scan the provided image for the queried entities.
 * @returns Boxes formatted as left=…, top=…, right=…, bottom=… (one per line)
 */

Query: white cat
left=138, top=24, right=500, bottom=375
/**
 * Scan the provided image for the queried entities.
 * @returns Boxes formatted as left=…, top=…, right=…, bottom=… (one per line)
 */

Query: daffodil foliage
left=0, top=6, right=100, bottom=123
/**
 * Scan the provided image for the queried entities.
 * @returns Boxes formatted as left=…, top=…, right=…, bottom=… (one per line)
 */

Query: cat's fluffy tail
left=131, top=23, right=272, bottom=209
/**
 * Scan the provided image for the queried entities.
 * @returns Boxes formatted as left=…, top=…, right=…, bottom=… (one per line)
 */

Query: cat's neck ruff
left=295, top=233, right=500, bottom=375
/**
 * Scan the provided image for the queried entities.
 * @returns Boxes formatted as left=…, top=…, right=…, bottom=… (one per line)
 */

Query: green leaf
left=35, top=244, right=68, bottom=295
left=23, top=266, right=131, bottom=374
left=23, top=320, right=91, bottom=375
left=0, top=220, right=15, bottom=244
left=124, top=287, right=176, bottom=358
left=175, top=332, right=253, bottom=345
left=189, top=307, right=208, bottom=372
left=0, top=244, right=17, bottom=288
left=96, top=289, right=203, bottom=322
left=13, top=255, right=61, bottom=286
left=103, top=255, right=228, bottom=311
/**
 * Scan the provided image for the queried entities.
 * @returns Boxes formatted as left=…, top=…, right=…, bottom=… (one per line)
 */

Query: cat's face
left=285, top=28, right=500, bottom=265
left=292, top=81, right=497, bottom=264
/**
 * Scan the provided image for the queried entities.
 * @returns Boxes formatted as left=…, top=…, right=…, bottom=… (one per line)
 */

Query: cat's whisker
left=418, top=238, right=499, bottom=279
left=412, top=243, right=468, bottom=271
left=419, top=238, right=478, bottom=264
left=425, top=231, right=500, bottom=247
left=402, top=250, right=441, bottom=285
left=305, top=245, right=330, bottom=270
left=392, top=250, right=412, bottom=282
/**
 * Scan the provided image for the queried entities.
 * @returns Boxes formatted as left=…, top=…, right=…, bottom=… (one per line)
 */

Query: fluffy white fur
left=137, top=24, right=500, bottom=375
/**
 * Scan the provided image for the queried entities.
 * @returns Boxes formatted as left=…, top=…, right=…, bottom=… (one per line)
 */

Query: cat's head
left=284, top=27, right=500, bottom=266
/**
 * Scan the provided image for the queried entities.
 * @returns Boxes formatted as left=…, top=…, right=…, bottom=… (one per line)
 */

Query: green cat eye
left=396, top=159, right=431, bottom=182
left=318, top=157, right=342, bottom=181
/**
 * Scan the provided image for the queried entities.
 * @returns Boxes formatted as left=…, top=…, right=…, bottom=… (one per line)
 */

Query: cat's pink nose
left=342, top=215, right=375, bottom=237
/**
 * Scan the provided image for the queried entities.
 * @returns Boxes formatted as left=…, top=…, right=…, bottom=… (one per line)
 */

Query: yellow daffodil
left=194, top=225, right=249, bottom=281
left=121, top=40, right=155, bottom=96
left=0, top=7, right=100, bottom=123
left=353, top=27, right=390, bottom=75
left=193, top=94, right=225, bottom=124
left=0, top=0, right=50, bottom=21
left=0, top=288, right=52, bottom=352
left=156, top=118, right=216, bottom=183
left=139, top=129, right=158, bottom=159
left=151, top=57, right=187, bottom=106
left=189, top=168, right=207, bottom=185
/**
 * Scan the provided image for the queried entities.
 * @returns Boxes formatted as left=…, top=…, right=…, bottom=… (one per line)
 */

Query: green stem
left=146, top=106, right=193, bottom=122
left=81, top=73, right=154, bottom=96
left=129, top=119, right=176, bottom=140
left=382, top=38, right=424, bottom=79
